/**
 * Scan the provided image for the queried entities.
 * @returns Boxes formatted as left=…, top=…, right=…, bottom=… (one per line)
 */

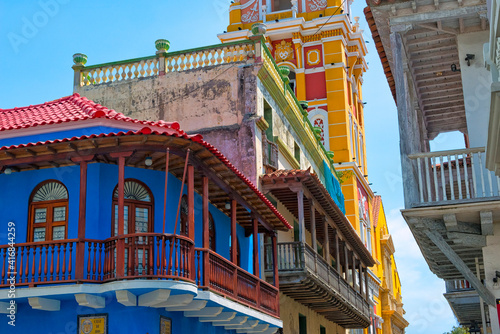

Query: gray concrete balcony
left=444, top=280, right=482, bottom=326
left=264, top=241, right=371, bottom=329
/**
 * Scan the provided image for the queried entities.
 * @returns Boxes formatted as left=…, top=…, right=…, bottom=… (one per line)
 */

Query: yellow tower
left=219, top=3, right=409, bottom=334
left=219, top=0, right=370, bottom=241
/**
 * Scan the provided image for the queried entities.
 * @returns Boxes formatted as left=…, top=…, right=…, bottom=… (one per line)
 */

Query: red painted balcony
left=0, top=233, right=279, bottom=317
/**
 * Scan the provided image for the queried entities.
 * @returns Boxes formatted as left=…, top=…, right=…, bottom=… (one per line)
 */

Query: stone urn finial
left=155, top=39, right=170, bottom=54
left=251, top=23, right=267, bottom=36
left=73, top=53, right=87, bottom=66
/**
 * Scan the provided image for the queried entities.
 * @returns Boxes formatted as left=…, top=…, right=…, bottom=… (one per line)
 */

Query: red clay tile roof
left=0, top=126, right=291, bottom=231
left=261, top=168, right=375, bottom=266
left=371, top=195, right=382, bottom=228
left=0, top=93, right=180, bottom=132
left=364, top=6, right=396, bottom=103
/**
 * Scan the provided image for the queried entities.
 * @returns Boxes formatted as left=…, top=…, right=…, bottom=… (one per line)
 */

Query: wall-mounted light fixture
left=451, top=64, right=461, bottom=72
left=225, top=202, right=231, bottom=210
left=493, top=270, right=500, bottom=283
left=145, top=156, right=153, bottom=166
left=465, top=54, right=475, bottom=66
left=3, top=167, right=12, bottom=175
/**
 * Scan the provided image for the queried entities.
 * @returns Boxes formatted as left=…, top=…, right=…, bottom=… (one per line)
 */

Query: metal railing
left=445, top=279, right=474, bottom=293
left=263, top=138, right=279, bottom=170
left=409, top=147, right=500, bottom=205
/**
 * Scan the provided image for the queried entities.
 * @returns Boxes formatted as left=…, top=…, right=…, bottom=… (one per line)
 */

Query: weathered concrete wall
left=279, top=293, right=346, bottom=334
left=77, top=63, right=259, bottom=184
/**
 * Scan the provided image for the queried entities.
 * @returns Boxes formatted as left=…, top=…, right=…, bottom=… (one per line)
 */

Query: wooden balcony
left=0, top=233, right=279, bottom=317
left=264, top=241, right=371, bottom=328
left=408, top=147, right=500, bottom=207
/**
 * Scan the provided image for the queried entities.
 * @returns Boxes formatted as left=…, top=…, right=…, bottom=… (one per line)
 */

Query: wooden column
left=110, top=152, right=133, bottom=278
left=253, top=218, right=259, bottom=277
left=323, top=217, right=330, bottom=265
left=297, top=190, right=305, bottom=244
left=187, top=165, right=195, bottom=280
left=202, top=175, right=209, bottom=286
left=365, top=267, right=370, bottom=300
left=335, top=231, right=341, bottom=273
left=187, top=165, right=195, bottom=241
left=72, top=155, right=93, bottom=280
left=231, top=199, right=237, bottom=265
left=310, top=200, right=317, bottom=253
left=271, top=233, right=279, bottom=289
left=344, top=243, right=349, bottom=282
left=359, top=261, right=364, bottom=296
left=351, top=252, right=356, bottom=288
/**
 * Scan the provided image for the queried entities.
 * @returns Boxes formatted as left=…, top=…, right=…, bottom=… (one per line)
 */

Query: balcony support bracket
left=424, top=229, right=496, bottom=306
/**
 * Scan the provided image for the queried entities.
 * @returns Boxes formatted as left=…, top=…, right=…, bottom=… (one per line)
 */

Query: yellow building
left=220, top=1, right=408, bottom=333
left=371, top=196, right=409, bottom=334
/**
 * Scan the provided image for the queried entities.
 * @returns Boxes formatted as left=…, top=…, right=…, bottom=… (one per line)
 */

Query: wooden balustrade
left=0, top=233, right=195, bottom=287
left=195, top=248, right=279, bottom=317
left=266, top=241, right=371, bottom=317
left=0, top=236, right=278, bottom=318
left=409, top=147, right=500, bottom=205
left=77, top=41, right=255, bottom=87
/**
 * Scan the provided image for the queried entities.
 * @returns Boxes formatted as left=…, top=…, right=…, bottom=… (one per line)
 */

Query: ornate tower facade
left=219, top=0, right=371, bottom=239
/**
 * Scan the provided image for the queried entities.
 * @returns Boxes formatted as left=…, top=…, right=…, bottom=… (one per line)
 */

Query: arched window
left=28, top=181, right=69, bottom=242
left=112, top=180, right=153, bottom=236
left=313, top=117, right=325, bottom=145
left=209, top=213, right=216, bottom=251
left=112, top=180, right=153, bottom=276
left=180, top=195, right=189, bottom=236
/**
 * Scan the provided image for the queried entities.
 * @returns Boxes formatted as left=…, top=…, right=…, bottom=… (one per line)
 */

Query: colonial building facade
left=0, top=94, right=288, bottom=333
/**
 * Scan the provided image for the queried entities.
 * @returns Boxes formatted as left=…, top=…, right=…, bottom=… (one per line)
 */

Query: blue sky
left=0, top=1, right=461, bottom=333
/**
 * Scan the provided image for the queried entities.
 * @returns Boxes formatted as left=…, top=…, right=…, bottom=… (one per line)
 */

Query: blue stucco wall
left=0, top=298, right=241, bottom=334
left=0, top=126, right=131, bottom=148
left=0, top=163, right=252, bottom=272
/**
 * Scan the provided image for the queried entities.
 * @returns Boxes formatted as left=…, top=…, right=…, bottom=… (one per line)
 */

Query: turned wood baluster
left=87, top=243, right=91, bottom=280
left=196, top=251, right=201, bottom=285
left=43, top=245, right=49, bottom=282
left=148, top=236, right=153, bottom=276
left=24, top=246, right=30, bottom=283
left=134, top=237, right=139, bottom=276
left=38, top=245, right=43, bottom=282
left=92, top=242, right=97, bottom=280
left=50, top=245, right=55, bottom=281
left=68, top=243, right=73, bottom=279
left=31, top=246, right=37, bottom=283
left=18, top=246, right=24, bottom=283
left=98, top=243, right=103, bottom=281
left=156, top=237, right=160, bottom=276
left=62, top=243, right=67, bottom=280
left=55, top=244, right=61, bottom=281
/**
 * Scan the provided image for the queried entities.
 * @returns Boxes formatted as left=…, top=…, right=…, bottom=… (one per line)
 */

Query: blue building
left=0, top=93, right=290, bottom=333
